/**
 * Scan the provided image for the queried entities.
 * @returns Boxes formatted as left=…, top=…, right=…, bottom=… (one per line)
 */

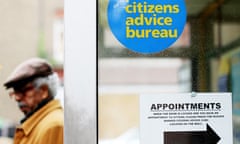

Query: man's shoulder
left=31, top=109, right=63, bottom=142
left=29, top=108, right=63, bottom=138
left=41, top=108, right=64, bottom=127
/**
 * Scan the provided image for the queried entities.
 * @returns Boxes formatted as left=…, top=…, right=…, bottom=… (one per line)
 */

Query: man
left=3, top=58, right=63, bottom=144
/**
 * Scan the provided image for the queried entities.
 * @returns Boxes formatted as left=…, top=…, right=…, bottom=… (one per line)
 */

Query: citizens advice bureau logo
left=107, top=0, right=187, bottom=54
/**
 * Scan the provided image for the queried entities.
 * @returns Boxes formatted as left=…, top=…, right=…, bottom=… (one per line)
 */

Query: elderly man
left=3, top=58, right=63, bottom=144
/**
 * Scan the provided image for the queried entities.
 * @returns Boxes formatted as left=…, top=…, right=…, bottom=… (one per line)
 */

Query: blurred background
left=0, top=0, right=64, bottom=141
left=98, top=0, right=240, bottom=143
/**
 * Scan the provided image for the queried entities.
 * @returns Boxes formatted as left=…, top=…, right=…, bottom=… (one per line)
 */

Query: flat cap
left=4, top=58, right=53, bottom=89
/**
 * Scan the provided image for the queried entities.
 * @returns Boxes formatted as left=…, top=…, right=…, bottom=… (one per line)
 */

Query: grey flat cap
left=4, top=58, right=53, bottom=89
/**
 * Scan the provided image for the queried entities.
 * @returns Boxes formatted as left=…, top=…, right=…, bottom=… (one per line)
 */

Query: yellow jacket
left=14, top=100, right=64, bottom=144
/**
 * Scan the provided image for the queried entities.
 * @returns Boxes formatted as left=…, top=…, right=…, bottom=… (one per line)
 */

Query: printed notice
left=140, top=93, right=232, bottom=144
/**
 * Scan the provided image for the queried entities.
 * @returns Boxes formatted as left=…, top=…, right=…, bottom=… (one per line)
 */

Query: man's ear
left=39, top=84, right=49, bottom=99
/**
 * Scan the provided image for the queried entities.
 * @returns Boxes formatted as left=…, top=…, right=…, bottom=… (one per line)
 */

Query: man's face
left=9, top=82, right=45, bottom=115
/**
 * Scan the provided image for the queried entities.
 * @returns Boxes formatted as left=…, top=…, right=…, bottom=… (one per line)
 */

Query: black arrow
left=164, top=124, right=220, bottom=144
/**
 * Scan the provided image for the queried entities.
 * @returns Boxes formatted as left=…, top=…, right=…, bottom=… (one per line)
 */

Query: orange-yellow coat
left=13, top=100, right=63, bottom=144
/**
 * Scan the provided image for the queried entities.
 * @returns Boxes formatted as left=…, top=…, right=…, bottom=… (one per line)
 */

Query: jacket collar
left=20, top=97, right=53, bottom=123
left=19, top=99, right=62, bottom=136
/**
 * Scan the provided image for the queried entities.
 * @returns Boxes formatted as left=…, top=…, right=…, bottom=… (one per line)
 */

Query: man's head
left=3, top=58, right=59, bottom=115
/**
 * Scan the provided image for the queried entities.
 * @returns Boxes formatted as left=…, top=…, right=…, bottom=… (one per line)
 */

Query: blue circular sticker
left=107, top=0, right=187, bottom=54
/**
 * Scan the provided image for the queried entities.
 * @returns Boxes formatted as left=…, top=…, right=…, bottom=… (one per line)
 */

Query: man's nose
left=14, top=93, right=23, bottom=102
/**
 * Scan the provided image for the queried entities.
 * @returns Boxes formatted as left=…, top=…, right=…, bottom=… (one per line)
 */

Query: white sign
left=140, top=93, right=232, bottom=144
